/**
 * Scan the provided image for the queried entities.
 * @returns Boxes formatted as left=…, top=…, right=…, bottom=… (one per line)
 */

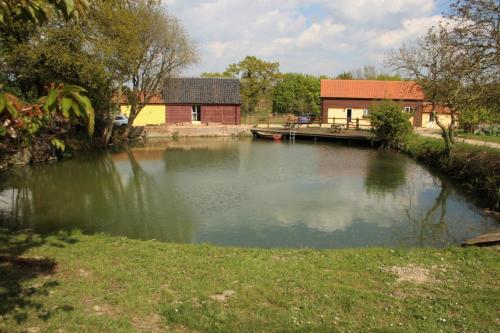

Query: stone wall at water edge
left=141, top=124, right=253, bottom=138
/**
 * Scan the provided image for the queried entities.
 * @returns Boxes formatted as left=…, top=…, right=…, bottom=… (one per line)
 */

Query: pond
left=0, top=138, right=497, bottom=249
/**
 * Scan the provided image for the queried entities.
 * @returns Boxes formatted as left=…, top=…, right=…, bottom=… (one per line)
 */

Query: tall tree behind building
left=272, top=73, right=321, bottom=115
left=203, top=56, right=280, bottom=114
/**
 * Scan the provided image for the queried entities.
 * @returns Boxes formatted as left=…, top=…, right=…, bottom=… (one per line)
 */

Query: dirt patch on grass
left=83, top=298, right=122, bottom=320
left=91, top=304, right=121, bottom=318
left=78, top=268, right=91, bottom=278
left=132, top=314, right=167, bottom=333
left=209, top=290, right=236, bottom=302
left=386, top=264, right=432, bottom=284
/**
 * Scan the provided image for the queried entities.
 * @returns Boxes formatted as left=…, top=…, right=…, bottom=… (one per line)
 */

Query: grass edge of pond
left=0, top=229, right=498, bottom=333
left=402, top=134, right=500, bottom=211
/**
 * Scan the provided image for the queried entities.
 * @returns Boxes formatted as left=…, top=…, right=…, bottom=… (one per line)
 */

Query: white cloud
left=319, top=0, right=435, bottom=27
left=162, top=0, right=443, bottom=75
left=374, top=15, right=444, bottom=47
left=296, top=20, right=345, bottom=48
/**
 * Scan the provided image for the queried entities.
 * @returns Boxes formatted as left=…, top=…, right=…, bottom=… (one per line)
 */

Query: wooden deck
left=251, top=127, right=378, bottom=142
left=462, top=233, right=500, bottom=247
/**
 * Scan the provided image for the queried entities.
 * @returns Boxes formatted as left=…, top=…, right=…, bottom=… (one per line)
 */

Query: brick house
left=320, top=79, right=450, bottom=128
left=164, top=77, right=241, bottom=125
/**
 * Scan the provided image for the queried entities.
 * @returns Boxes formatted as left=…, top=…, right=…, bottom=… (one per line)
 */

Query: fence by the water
left=243, top=114, right=373, bottom=130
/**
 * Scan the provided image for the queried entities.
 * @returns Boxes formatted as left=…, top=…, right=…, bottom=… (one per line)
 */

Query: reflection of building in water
left=162, top=137, right=247, bottom=151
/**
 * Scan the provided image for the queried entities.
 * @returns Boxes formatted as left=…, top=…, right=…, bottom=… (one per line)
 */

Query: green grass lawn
left=1, top=230, right=499, bottom=333
left=456, top=132, right=500, bottom=144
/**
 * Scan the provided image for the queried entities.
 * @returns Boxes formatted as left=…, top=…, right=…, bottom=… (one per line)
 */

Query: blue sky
left=163, top=0, right=451, bottom=76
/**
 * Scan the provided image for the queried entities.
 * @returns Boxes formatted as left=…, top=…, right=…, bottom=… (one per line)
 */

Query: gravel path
left=415, top=130, right=500, bottom=149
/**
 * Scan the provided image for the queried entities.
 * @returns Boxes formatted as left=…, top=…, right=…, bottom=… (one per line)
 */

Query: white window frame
left=362, top=109, right=369, bottom=117
left=404, top=107, right=414, bottom=113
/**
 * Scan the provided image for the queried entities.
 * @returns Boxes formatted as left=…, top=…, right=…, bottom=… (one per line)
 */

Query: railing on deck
left=324, top=117, right=373, bottom=130
left=242, top=114, right=373, bottom=130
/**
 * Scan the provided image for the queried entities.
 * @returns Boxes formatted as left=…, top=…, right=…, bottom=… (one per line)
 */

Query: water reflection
left=0, top=138, right=497, bottom=248
left=401, top=182, right=452, bottom=247
left=0, top=150, right=195, bottom=242
left=365, top=152, right=407, bottom=195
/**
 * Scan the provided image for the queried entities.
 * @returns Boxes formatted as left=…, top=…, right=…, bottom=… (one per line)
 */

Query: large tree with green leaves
left=1, top=0, right=197, bottom=143
left=222, top=56, right=280, bottom=114
left=272, top=73, right=321, bottom=115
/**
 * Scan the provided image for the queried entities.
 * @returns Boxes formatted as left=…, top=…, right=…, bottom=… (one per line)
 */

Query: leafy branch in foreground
left=39, top=84, right=95, bottom=136
left=0, top=0, right=89, bottom=24
left=0, top=83, right=95, bottom=151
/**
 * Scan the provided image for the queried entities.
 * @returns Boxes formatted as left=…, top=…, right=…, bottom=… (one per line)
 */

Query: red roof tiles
left=321, top=80, right=425, bottom=100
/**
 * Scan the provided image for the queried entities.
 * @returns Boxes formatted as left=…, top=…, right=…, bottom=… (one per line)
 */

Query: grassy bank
left=456, top=132, right=500, bottom=144
left=402, top=134, right=500, bottom=210
left=1, top=229, right=499, bottom=333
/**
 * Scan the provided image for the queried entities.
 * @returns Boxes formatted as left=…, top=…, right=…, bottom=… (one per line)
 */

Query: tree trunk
left=433, top=109, right=455, bottom=158
left=441, top=128, right=453, bottom=157
left=124, top=76, right=140, bottom=139
left=101, top=120, right=114, bottom=146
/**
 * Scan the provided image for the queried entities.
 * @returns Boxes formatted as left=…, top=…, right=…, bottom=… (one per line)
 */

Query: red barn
left=164, top=77, right=241, bottom=125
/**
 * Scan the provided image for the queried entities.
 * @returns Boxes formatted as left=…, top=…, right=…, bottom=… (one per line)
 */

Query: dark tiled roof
left=163, top=77, right=241, bottom=105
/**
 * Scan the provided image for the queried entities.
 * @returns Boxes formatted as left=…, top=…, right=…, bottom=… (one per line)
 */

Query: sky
left=163, top=0, right=453, bottom=77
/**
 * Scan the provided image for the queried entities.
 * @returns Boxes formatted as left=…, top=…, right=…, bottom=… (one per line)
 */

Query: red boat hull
left=256, top=132, right=283, bottom=141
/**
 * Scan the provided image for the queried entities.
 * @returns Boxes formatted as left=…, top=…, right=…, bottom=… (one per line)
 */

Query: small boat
left=255, top=131, right=283, bottom=141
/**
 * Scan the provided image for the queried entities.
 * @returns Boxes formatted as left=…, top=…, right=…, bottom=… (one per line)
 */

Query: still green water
left=0, top=138, right=497, bottom=248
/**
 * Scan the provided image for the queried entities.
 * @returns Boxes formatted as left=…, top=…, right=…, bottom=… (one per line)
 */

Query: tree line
left=203, top=57, right=400, bottom=116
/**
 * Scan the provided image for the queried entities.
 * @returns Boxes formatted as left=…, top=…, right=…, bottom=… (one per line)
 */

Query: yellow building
left=421, top=104, right=453, bottom=129
left=120, top=104, right=166, bottom=126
